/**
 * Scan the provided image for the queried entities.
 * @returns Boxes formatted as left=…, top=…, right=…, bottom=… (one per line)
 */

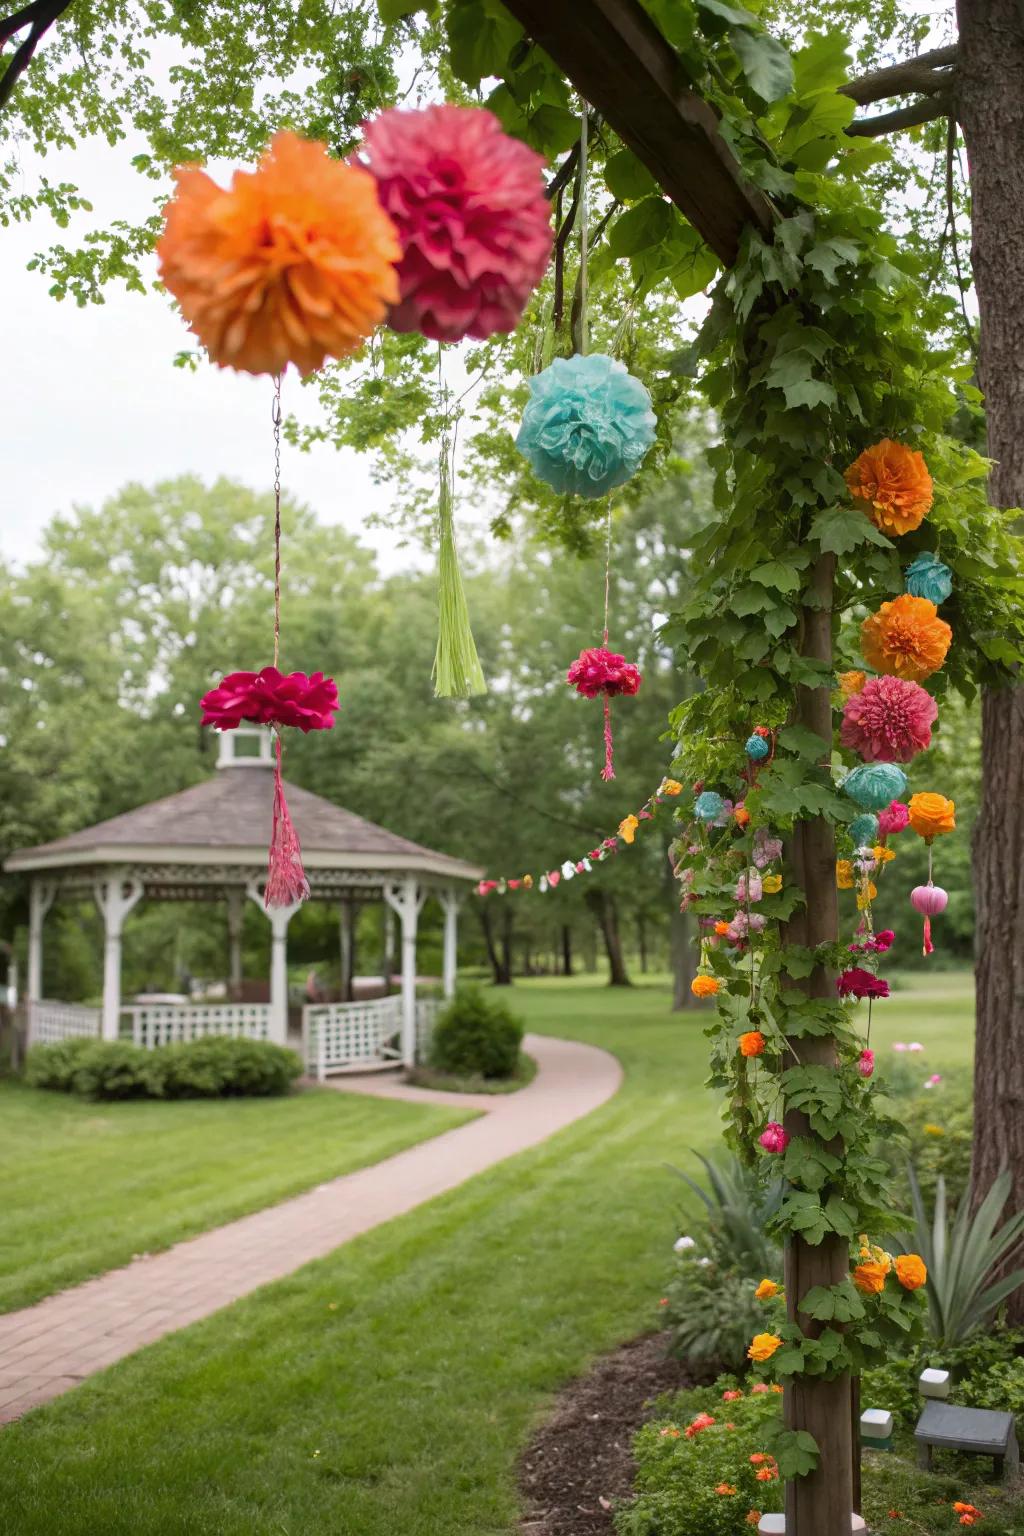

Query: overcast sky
left=0, top=131, right=419, bottom=574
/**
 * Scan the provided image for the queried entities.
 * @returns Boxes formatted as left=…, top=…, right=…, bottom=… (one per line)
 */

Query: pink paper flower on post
left=836, top=967, right=891, bottom=1000
left=759, top=1122, right=790, bottom=1155
left=840, top=675, right=937, bottom=763
left=200, top=667, right=339, bottom=732
left=361, top=105, right=553, bottom=343
left=877, top=800, right=911, bottom=838
left=858, top=1049, right=876, bottom=1078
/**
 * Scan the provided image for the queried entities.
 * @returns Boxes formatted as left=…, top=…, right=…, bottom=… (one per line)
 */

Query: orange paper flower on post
left=853, top=1260, right=889, bottom=1295
left=860, top=595, right=952, bottom=683
left=691, top=974, right=720, bottom=998
left=747, top=1332, right=782, bottom=1363
left=894, top=1254, right=928, bottom=1290
left=158, top=132, right=401, bottom=377
left=739, top=1030, right=766, bottom=1057
left=908, top=792, right=956, bottom=840
left=845, top=439, right=933, bottom=536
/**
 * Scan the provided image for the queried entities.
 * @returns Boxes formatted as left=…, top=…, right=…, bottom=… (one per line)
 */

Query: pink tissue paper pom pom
left=877, top=800, right=911, bottom=837
left=200, top=667, right=339, bottom=732
left=566, top=646, right=642, bottom=699
left=837, top=967, right=891, bottom=1000
left=840, top=675, right=937, bottom=763
left=759, top=1122, right=790, bottom=1154
left=858, top=1048, right=876, bottom=1078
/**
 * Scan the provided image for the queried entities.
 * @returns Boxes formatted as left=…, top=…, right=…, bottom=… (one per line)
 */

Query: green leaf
left=377, top=0, right=433, bottom=20
left=782, top=377, right=838, bottom=411
left=527, top=105, right=580, bottom=154
left=766, top=1424, right=820, bottom=1478
left=777, top=723, right=830, bottom=759
left=730, top=27, right=795, bottom=103
left=810, top=504, right=893, bottom=556
left=604, top=148, right=659, bottom=202
left=805, top=237, right=860, bottom=284
left=696, top=0, right=757, bottom=26
left=446, top=1, right=523, bottom=86
left=751, top=560, right=802, bottom=594
left=607, top=197, right=674, bottom=258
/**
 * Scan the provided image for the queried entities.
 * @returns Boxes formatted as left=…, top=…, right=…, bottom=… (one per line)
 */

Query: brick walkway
left=0, top=1032, right=620, bottom=1423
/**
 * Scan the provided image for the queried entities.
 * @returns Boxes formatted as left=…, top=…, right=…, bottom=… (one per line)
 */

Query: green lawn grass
left=0, top=1081, right=472, bottom=1314
left=0, top=975, right=977, bottom=1536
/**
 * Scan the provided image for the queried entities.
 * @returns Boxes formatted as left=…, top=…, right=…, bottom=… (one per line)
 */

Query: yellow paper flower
left=755, top=1279, right=780, bottom=1301
left=761, top=874, right=782, bottom=894
left=873, top=845, right=896, bottom=864
left=924, top=1123, right=945, bottom=1137
left=838, top=669, right=867, bottom=700
left=618, top=814, right=640, bottom=845
left=856, top=882, right=878, bottom=910
left=661, top=779, right=683, bottom=796
left=747, top=1333, right=782, bottom=1363
left=836, top=860, right=854, bottom=889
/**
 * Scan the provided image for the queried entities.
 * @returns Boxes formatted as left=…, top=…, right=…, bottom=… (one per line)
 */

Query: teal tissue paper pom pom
left=515, top=352, right=656, bottom=498
left=745, top=733, right=770, bottom=761
left=694, top=790, right=724, bottom=822
left=844, top=763, right=908, bottom=811
left=905, top=552, right=953, bottom=604
left=849, top=813, right=879, bottom=847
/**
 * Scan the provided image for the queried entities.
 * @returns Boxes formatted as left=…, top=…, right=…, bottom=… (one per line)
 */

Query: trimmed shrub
left=25, top=1035, right=302, bottom=1100
left=428, top=985, right=524, bottom=1079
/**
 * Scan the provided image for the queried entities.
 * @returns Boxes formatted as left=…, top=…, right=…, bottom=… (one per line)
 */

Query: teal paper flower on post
left=848, top=813, right=880, bottom=847
left=844, top=762, right=909, bottom=811
left=515, top=353, right=656, bottom=498
left=905, top=553, right=953, bottom=605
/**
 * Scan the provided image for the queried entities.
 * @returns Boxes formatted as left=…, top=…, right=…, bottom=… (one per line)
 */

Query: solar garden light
left=860, top=1407, right=895, bottom=1451
left=919, top=1367, right=952, bottom=1400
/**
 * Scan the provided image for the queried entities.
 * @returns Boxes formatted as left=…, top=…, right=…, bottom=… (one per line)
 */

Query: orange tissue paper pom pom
left=853, top=1260, right=889, bottom=1295
left=691, top=974, right=720, bottom=998
left=908, top=792, right=956, bottom=840
left=845, top=439, right=933, bottom=536
left=838, top=669, right=867, bottom=700
left=894, top=1254, right=928, bottom=1290
left=755, top=1279, right=780, bottom=1300
left=158, top=131, right=401, bottom=376
left=860, top=595, right=951, bottom=684
left=739, top=1030, right=766, bottom=1057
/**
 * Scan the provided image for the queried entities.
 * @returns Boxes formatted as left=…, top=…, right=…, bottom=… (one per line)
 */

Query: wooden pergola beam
left=500, top=0, right=776, bottom=266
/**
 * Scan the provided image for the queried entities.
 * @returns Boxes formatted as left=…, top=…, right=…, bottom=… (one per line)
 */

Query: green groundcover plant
left=25, top=1036, right=302, bottom=1099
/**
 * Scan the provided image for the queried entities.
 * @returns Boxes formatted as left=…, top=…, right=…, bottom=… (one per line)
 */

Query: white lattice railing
left=303, top=995, right=406, bottom=1081
left=120, top=1003, right=271, bottom=1049
left=416, top=996, right=440, bottom=1060
left=27, top=1000, right=101, bottom=1046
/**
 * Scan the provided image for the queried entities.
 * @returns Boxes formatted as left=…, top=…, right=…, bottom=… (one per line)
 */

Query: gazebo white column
left=440, top=887, right=461, bottom=999
left=93, top=873, right=144, bottom=1041
left=226, top=886, right=244, bottom=991
left=247, top=882, right=301, bottom=1045
left=27, top=878, right=57, bottom=1001
left=384, top=876, right=426, bottom=1067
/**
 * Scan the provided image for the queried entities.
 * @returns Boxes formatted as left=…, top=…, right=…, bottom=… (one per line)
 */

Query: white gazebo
left=5, top=730, right=483, bottom=1078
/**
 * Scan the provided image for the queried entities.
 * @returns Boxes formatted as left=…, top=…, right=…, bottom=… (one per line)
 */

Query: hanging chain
left=271, top=374, right=283, bottom=669
left=579, top=105, right=589, bottom=358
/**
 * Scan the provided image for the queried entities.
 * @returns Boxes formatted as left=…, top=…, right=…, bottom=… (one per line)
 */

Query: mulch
left=518, top=1331, right=709, bottom=1536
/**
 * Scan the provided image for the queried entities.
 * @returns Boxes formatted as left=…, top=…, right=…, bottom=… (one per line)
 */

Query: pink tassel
left=922, top=915, right=933, bottom=957
left=265, top=735, right=310, bottom=909
left=601, top=696, right=615, bottom=781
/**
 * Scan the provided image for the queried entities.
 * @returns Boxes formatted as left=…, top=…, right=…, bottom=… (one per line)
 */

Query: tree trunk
left=637, top=910, right=648, bottom=973
left=670, top=903, right=697, bottom=1011
left=584, top=888, right=632, bottom=986
left=478, top=905, right=511, bottom=986
left=957, top=0, right=1024, bottom=1319
left=560, top=923, right=573, bottom=976
left=499, top=904, right=515, bottom=986
left=783, top=554, right=855, bottom=1534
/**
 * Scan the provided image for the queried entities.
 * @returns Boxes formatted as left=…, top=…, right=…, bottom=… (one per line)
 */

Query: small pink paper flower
left=837, top=967, right=890, bottom=1000
left=361, top=105, right=552, bottom=343
left=200, top=667, right=339, bottom=732
left=566, top=647, right=642, bottom=699
left=877, top=800, right=910, bottom=837
left=752, top=830, right=783, bottom=868
left=872, top=929, right=895, bottom=952
left=858, top=1049, right=875, bottom=1078
left=759, top=1122, right=789, bottom=1154
left=892, top=1041, right=908, bottom=1052
left=840, top=675, right=937, bottom=763
left=735, top=871, right=763, bottom=903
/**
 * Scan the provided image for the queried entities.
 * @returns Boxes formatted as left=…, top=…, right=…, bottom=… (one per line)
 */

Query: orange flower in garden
left=845, top=439, right=934, bottom=536
left=895, top=1254, right=928, bottom=1290
left=739, top=1031, right=766, bottom=1058
left=158, top=132, right=401, bottom=376
left=860, top=595, right=951, bottom=683
left=691, top=974, right=720, bottom=998
left=658, top=1426, right=681, bottom=1439
left=953, top=1503, right=983, bottom=1526
left=722, top=1389, right=744, bottom=1401
left=756, top=1466, right=780, bottom=1482
left=836, top=860, right=854, bottom=889
left=755, top=1279, right=780, bottom=1300
left=908, top=792, right=956, bottom=840
left=771, top=1384, right=784, bottom=1394
left=715, top=921, right=731, bottom=936
left=839, top=669, right=867, bottom=700
left=619, top=814, right=640, bottom=845
left=746, top=1516, right=762, bottom=1528
left=750, top=1453, right=775, bottom=1466
left=853, top=1260, right=889, bottom=1295
left=747, top=1333, right=782, bottom=1363
left=684, top=1412, right=716, bottom=1439
left=715, top=1484, right=738, bottom=1496
left=734, top=806, right=751, bottom=828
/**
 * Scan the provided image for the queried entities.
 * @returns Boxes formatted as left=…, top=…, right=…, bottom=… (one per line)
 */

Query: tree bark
left=637, top=910, right=649, bottom=973
left=561, top=924, right=574, bottom=977
left=670, top=903, right=697, bottom=1011
left=499, top=904, right=515, bottom=987
left=956, top=0, right=1024, bottom=1320
left=584, top=888, right=632, bottom=986
left=783, top=554, right=855, bottom=1534
left=478, top=905, right=512, bottom=986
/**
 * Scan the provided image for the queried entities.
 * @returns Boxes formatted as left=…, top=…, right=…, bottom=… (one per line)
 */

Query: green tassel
left=432, top=438, right=486, bottom=699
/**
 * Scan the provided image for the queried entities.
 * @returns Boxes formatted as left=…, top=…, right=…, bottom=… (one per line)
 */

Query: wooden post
left=783, top=554, right=856, bottom=1535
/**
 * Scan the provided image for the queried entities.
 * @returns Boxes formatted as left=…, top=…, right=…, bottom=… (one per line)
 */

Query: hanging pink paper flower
left=735, top=871, right=763, bottom=903
left=836, top=967, right=890, bottom=1000
left=200, top=667, right=339, bottom=732
left=567, top=646, right=642, bottom=781
left=840, top=675, right=937, bottom=763
left=361, top=105, right=553, bottom=343
left=858, top=1048, right=876, bottom=1078
left=877, top=800, right=910, bottom=838
left=872, top=929, right=896, bottom=952
left=752, top=830, right=783, bottom=869
left=759, top=1122, right=789, bottom=1155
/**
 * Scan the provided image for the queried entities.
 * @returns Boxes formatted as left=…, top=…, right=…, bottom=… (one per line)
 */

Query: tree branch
left=845, top=92, right=953, bottom=138
left=0, top=0, right=73, bottom=113
left=839, top=44, right=958, bottom=106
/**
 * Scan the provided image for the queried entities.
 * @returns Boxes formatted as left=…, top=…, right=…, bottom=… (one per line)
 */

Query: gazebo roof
left=4, top=734, right=482, bottom=886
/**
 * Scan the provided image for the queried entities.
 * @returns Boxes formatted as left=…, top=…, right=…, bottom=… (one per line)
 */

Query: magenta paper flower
left=877, top=800, right=910, bottom=838
left=361, top=105, right=553, bottom=343
left=200, top=667, right=339, bottom=732
left=566, top=646, right=642, bottom=699
left=872, top=929, right=895, bottom=952
left=759, top=1122, right=789, bottom=1154
left=840, top=675, right=937, bottom=763
left=858, top=1048, right=875, bottom=1078
left=837, top=967, right=890, bottom=1000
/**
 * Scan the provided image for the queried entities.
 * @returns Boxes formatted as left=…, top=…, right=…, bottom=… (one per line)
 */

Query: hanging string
left=579, top=105, right=589, bottom=358
left=272, top=374, right=283, bottom=670
left=602, top=496, right=612, bottom=645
